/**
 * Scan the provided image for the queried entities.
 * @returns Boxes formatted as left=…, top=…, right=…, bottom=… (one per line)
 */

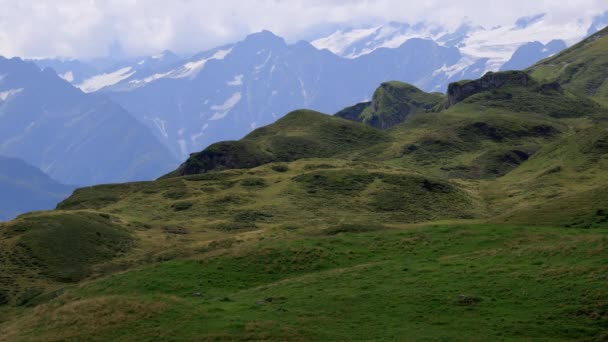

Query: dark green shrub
left=164, top=189, right=188, bottom=199
left=323, top=223, right=385, bottom=235
left=162, top=226, right=190, bottom=234
left=240, top=178, right=267, bottom=187
left=216, top=221, right=257, bottom=231
left=271, top=164, right=289, bottom=172
left=171, top=201, right=193, bottom=211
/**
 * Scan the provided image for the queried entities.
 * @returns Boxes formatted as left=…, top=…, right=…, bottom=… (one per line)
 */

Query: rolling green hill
left=166, top=110, right=391, bottom=177
left=1, top=29, right=608, bottom=341
left=529, top=26, right=608, bottom=106
left=335, top=81, right=445, bottom=129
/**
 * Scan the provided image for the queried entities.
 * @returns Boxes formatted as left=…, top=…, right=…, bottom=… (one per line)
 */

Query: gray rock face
left=446, top=71, right=530, bottom=107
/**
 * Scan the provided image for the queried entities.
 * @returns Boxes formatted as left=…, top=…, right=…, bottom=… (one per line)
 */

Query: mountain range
left=0, top=57, right=177, bottom=186
left=28, top=14, right=603, bottom=163
left=0, top=15, right=604, bottom=221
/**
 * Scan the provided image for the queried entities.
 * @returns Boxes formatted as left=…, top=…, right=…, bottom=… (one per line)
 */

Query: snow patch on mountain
left=176, top=48, right=232, bottom=79
left=312, top=23, right=441, bottom=58
left=209, top=92, right=242, bottom=120
left=129, top=71, right=173, bottom=86
left=312, top=26, right=380, bottom=55
left=227, top=74, right=244, bottom=86
left=190, top=123, right=209, bottom=148
left=254, top=52, right=272, bottom=72
left=0, top=88, right=23, bottom=101
left=78, top=67, right=135, bottom=92
left=151, top=117, right=169, bottom=138
left=432, top=56, right=477, bottom=79
left=312, top=16, right=589, bottom=70
left=460, top=18, right=587, bottom=69
left=298, top=77, right=308, bottom=103
left=59, top=71, right=74, bottom=82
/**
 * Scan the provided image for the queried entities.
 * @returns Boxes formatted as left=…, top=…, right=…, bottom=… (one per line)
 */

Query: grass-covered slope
left=447, top=70, right=605, bottom=118
left=481, top=123, right=608, bottom=227
left=2, top=224, right=607, bottom=341
left=0, top=212, right=133, bottom=306
left=529, top=26, right=608, bottom=106
left=336, top=81, right=445, bottom=129
left=61, top=159, right=478, bottom=226
left=166, top=110, right=391, bottom=177
left=0, top=159, right=479, bottom=309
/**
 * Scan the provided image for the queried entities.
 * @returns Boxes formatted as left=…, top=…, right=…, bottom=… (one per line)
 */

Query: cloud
left=0, top=0, right=606, bottom=58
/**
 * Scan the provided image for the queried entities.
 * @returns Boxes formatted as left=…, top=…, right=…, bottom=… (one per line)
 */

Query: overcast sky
left=0, top=0, right=607, bottom=58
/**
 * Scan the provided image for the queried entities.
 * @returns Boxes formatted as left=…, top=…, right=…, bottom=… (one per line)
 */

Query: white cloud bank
left=0, top=0, right=606, bottom=58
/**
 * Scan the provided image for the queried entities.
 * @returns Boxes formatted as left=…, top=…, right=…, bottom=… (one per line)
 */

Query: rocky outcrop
left=164, top=141, right=273, bottom=177
left=335, top=81, right=444, bottom=129
left=446, top=71, right=531, bottom=108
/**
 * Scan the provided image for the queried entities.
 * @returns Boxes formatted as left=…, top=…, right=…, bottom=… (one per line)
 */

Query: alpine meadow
left=1, top=3, right=608, bottom=341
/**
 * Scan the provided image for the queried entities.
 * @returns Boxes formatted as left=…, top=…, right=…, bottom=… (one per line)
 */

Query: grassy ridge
left=335, top=81, right=445, bottom=129
left=166, top=110, right=391, bottom=177
left=529, top=26, right=608, bottom=106
left=0, top=212, right=133, bottom=306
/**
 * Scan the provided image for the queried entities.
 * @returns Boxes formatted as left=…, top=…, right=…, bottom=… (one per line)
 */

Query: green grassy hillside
left=1, top=31, right=608, bottom=341
left=166, top=110, right=391, bottom=177
left=336, top=81, right=445, bottom=129
left=1, top=223, right=607, bottom=340
left=529, top=26, right=608, bottom=106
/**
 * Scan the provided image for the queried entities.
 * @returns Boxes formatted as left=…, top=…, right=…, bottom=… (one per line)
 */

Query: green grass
left=336, top=81, right=445, bottom=129
left=529, top=26, right=608, bottom=107
left=0, top=212, right=133, bottom=306
left=166, top=110, right=391, bottom=177
left=2, top=224, right=607, bottom=341
left=55, top=160, right=480, bottom=228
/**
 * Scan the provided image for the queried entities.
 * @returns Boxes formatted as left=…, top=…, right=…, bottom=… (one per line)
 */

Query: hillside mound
left=335, top=81, right=444, bottom=129
left=529, top=26, right=608, bottom=106
left=165, top=110, right=390, bottom=177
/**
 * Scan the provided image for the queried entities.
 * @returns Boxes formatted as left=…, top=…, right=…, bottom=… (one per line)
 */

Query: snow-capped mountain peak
left=311, top=22, right=444, bottom=58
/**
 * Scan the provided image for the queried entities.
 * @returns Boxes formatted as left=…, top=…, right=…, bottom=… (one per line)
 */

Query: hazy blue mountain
left=32, top=50, right=181, bottom=93
left=588, top=11, right=608, bottom=36
left=514, top=13, right=546, bottom=29
left=0, top=57, right=177, bottom=185
left=32, top=17, right=586, bottom=161
left=29, top=58, right=100, bottom=84
left=91, top=31, right=483, bottom=159
left=0, top=156, right=74, bottom=221
left=500, top=40, right=567, bottom=71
